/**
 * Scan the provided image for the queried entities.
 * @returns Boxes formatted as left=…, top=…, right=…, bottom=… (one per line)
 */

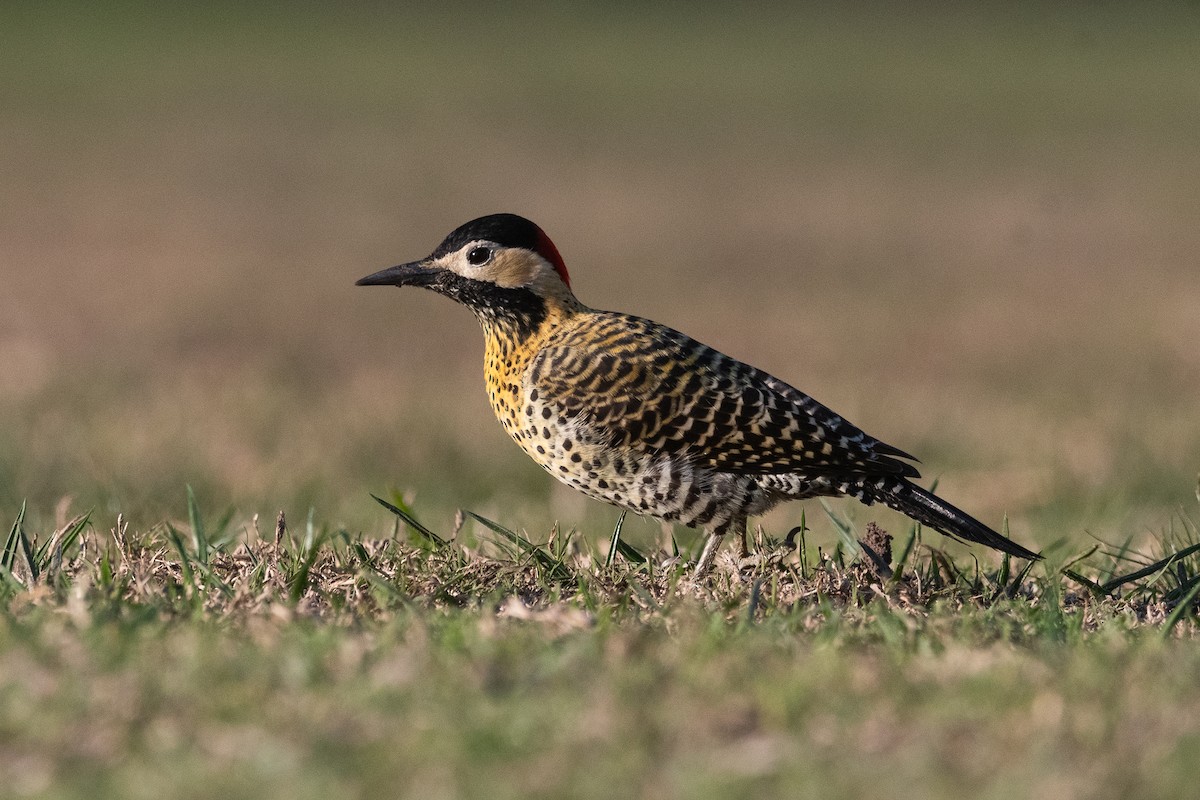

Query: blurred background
left=2, top=3, right=1197, bottom=553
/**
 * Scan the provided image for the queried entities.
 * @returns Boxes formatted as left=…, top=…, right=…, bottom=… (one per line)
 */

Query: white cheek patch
left=442, top=253, right=476, bottom=279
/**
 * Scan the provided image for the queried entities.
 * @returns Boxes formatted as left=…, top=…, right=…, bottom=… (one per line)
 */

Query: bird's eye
left=466, top=246, right=492, bottom=266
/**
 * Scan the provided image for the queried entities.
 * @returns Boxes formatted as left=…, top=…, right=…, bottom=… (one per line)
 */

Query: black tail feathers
left=855, top=478, right=1040, bottom=561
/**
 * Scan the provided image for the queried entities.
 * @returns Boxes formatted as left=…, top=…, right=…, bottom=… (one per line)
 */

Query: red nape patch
left=535, top=227, right=571, bottom=288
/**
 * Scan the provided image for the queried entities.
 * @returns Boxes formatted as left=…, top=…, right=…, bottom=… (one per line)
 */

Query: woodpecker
left=357, top=213, right=1039, bottom=572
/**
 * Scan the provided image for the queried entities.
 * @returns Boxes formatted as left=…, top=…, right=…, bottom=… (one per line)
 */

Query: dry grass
left=6, top=499, right=1198, bottom=637
left=5, top=500, right=1200, bottom=799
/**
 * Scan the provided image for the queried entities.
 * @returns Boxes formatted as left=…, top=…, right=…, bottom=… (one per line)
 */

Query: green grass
left=4, top=3, right=1200, bottom=797
left=3, top=493, right=1200, bottom=799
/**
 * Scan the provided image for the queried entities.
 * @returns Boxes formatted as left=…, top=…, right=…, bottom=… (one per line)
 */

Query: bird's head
left=356, top=214, right=576, bottom=326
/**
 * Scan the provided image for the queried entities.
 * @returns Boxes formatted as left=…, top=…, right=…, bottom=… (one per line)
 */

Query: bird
left=357, top=213, right=1039, bottom=572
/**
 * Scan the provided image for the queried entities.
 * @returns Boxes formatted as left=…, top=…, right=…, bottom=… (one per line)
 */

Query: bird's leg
left=694, top=530, right=724, bottom=575
left=694, top=518, right=744, bottom=575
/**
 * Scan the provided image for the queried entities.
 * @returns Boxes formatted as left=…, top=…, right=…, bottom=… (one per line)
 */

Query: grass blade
left=303, top=506, right=316, bottom=553
left=1161, top=578, right=1200, bottom=639
left=1062, top=568, right=1106, bottom=599
left=464, top=510, right=570, bottom=580
left=289, top=530, right=326, bottom=605
left=820, top=500, right=858, bottom=557
left=890, top=526, right=917, bottom=584
left=996, top=521, right=1013, bottom=587
left=615, top=534, right=646, bottom=565
left=370, top=494, right=447, bottom=547
left=605, top=510, right=645, bottom=567
left=209, top=505, right=238, bottom=550
left=35, top=511, right=92, bottom=568
left=1005, top=557, right=1039, bottom=599
left=1099, top=541, right=1200, bottom=594
left=605, top=510, right=626, bottom=568
left=788, top=509, right=809, bottom=579
left=746, top=578, right=763, bottom=625
left=165, top=522, right=197, bottom=594
left=3, top=501, right=38, bottom=585
left=186, top=485, right=209, bottom=564
left=3, top=501, right=27, bottom=574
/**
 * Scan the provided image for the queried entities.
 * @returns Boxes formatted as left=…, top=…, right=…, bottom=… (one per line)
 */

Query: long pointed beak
left=355, top=260, right=440, bottom=287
